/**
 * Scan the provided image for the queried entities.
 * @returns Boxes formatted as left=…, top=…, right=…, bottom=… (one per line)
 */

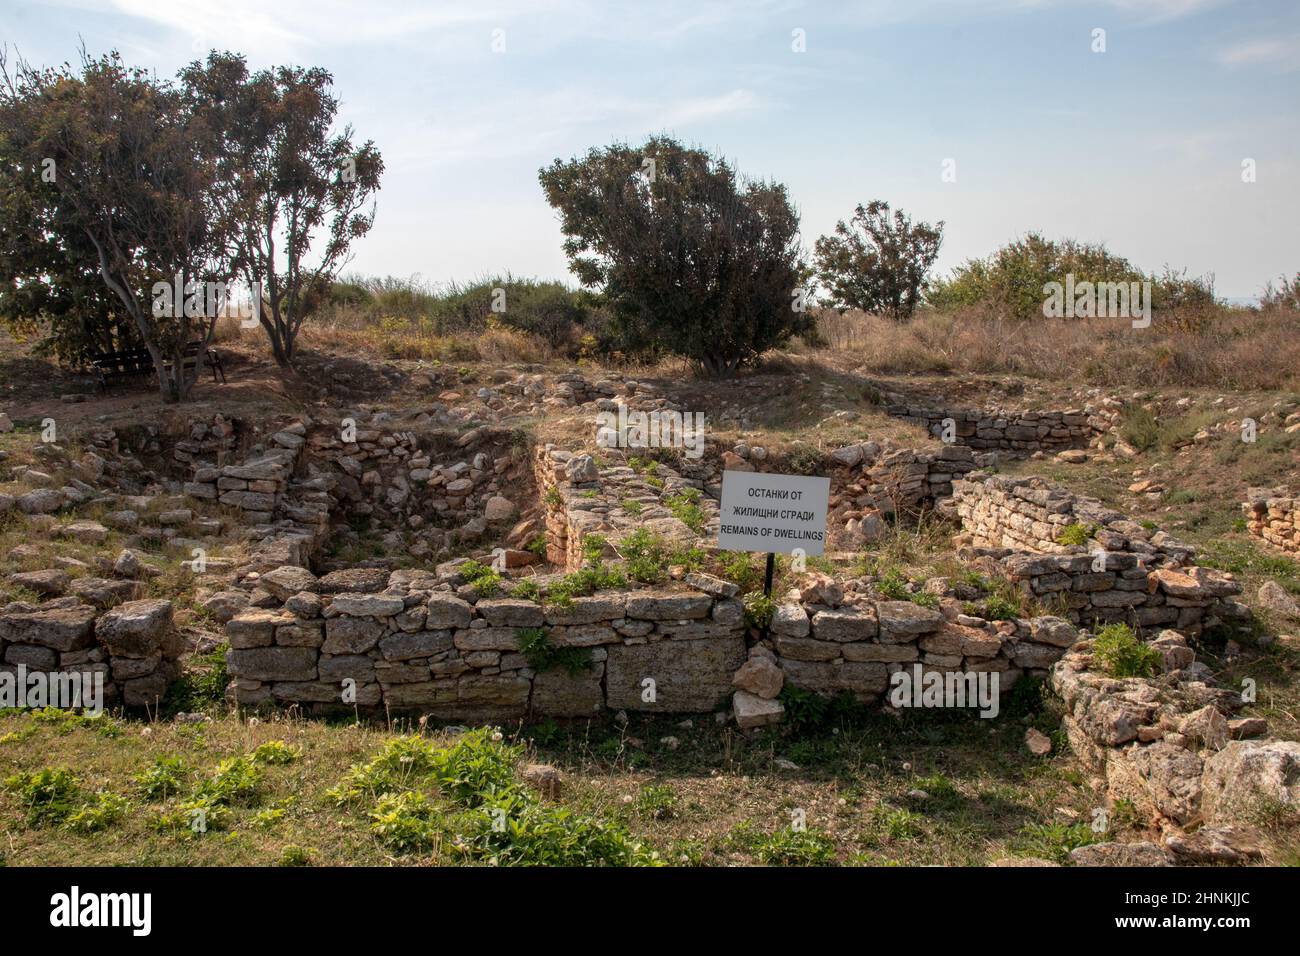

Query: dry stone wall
left=1243, top=491, right=1300, bottom=557
left=223, top=561, right=1084, bottom=721
left=883, top=399, right=1104, bottom=454
left=953, top=475, right=1244, bottom=634
left=1050, top=632, right=1293, bottom=864
left=532, top=436, right=978, bottom=571
left=0, top=594, right=181, bottom=709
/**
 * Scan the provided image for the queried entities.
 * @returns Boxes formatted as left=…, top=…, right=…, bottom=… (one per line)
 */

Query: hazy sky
left=3, top=0, right=1297, bottom=298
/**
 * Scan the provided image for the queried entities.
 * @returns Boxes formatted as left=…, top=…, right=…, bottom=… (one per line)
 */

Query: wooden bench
left=90, top=347, right=154, bottom=388
left=90, top=343, right=227, bottom=389
left=179, top=341, right=227, bottom=385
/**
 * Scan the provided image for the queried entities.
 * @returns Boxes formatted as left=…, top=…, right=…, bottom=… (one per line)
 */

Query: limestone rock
left=260, top=566, right=319, bottom=602
left=733, top=690, right=784, bottom=729
left=1069, top=842, right=1172, bottom=867
left=1202, top=739, right=1300, bottom=824
left=95, top=599, right=174, bottom=658
left=732, top=655, right=784, bottom=699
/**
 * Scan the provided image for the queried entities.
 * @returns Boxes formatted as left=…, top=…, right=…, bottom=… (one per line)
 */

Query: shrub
left=539, top=136, right=812, bottom=373
left=544, top=563, right=626, bottom=607
left=197, top=757, right=263, bottom=806
left=620, top=529, right=670, bottom=583
left=457, top=791, right=658, bottom=866
left=249, top=740, right=302, bottom=765
left=1055, top=522, right=1095, bottom=547
left=516, top=627, right=592, bottom=676
left=814, top=200, right=944, bottom=320
left=663, top=488, right=706, bottom=534
left=509, top=580, right=543, bottom=602
left=328, top=735, right=440, bottom=805
left=743, top=591, right=776, bottom=630
left=457, top=560, right=502, bottom=597
left=1092, top=623, right=1161, bottom=678
left=2, top=767, right=81, bottom=826
left=927, top=233, right=1149, bottom=322
left=975, top=594, right=1021, bottom=621
left=1119, top=405, right=1160, bottom=452
left=525, top=534, right=548, bottom=559
left=162, top=644, right=229, bottom=714
left=427, top=729, right=521, bottom=808
left=787, top=445, right=824, bottom=476
left=1017, top=820, right=1100, bottom=865
left=719, top=551, right=762, bottom=592
left=633, top=783, right=678, bottom=820
left=875, top=567, right=939, bottom=608
left=752, top=825, right=837, bottom=865
left=135, top=756, right=189, bottom=801
left=368, top=790, right=440, bottom=853
left=65, top=791, right=130, bottom=832
left=730, top=820, right=837, bottom=865
left=278, top=845, right=316, bottom=867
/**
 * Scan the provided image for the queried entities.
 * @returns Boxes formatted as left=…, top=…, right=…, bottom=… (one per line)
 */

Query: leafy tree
left=539, top=136, right=811, bottom=375
left=813, top=200, right=943, bottom=321
left=0, top=89, right=139, bottom=363
left=0, top=50, right=236, bottom=401
left=180, top=54, right=383, bottom=366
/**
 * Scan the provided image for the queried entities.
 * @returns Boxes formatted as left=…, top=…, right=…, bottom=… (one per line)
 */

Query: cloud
left=393, top=87, right=762, bottom=169
left=1217, top=36, right=1300, bottom=71
left=1097, top=0, right=1227, bottom=20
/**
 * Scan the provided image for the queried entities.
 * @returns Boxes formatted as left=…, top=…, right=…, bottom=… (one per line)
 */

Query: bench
left=90, top=347, right=154, bottom=388
left=90, top=343, right=226, bottom=389
left=180, top=341, right=227, bottom=385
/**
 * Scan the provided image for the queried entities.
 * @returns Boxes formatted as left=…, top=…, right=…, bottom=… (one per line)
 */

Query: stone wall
left=0, top=594, right=181, bottom=709
left=1050, top=631, right=1295, bottom=864
left=1243, top=491, right=1300, bottom=557
left=883, top=399, right=1105, bottom=454
left=953, top=474, right=1194, bottom=563
left=223, top=562, right=1083, bottom=722
left=532, top=437, right=978, bottom=572
left=170, top=411, right=541, bottom=575
left=953, top=474, right=1245, bottom=634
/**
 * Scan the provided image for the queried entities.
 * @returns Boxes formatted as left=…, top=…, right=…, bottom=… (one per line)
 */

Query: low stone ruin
left=1051, top=630, right=1295, bottom=865
left=953, top=473, right=1194, bottom=562
left=882, top=395, right=1107, bottom=454
left=0, top=584, right=181, bottom=709
left=953, top=474, right=1244, bottom=634
left=220, top=557, right=1085, bottom=724
left=1243, top=490, right=1300, bottom=557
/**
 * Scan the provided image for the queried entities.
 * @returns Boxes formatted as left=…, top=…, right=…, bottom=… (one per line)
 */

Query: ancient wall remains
left=884, top=400, right=1105, bottom=454
left=223, top=561, right=1083, bottom=722
left=953, top=475, right=1244, bottom=634
left=1243, top=492, right=1300, bottom=557
left=1050, top=632, right=1295, bottom=864
left=0, top=593, right=181, bottom=709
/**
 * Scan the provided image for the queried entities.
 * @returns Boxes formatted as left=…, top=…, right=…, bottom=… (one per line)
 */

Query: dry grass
left=814, top=305, right=1300, bottom=391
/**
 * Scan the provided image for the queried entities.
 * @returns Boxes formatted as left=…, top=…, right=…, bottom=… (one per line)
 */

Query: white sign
left=717, top=470, right=830, bottom=556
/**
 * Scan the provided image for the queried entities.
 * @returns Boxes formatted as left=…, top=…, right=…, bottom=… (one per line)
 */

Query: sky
left=2, top=0, right=1297, bottom=300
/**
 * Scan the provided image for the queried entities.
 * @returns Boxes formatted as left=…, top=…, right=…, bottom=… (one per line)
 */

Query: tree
left=0, top=82, right=139, bottom=364
left=539, top=136, right=812, bottom=375
left=0, top=50, right=237, bottom=401
left=814, top=200, right=943, bottom=320
left=180, top=53, right=383, bottom=366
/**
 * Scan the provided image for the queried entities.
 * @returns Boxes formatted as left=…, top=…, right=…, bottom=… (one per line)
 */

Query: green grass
left=1092, top=623, right=1161, bottom=678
